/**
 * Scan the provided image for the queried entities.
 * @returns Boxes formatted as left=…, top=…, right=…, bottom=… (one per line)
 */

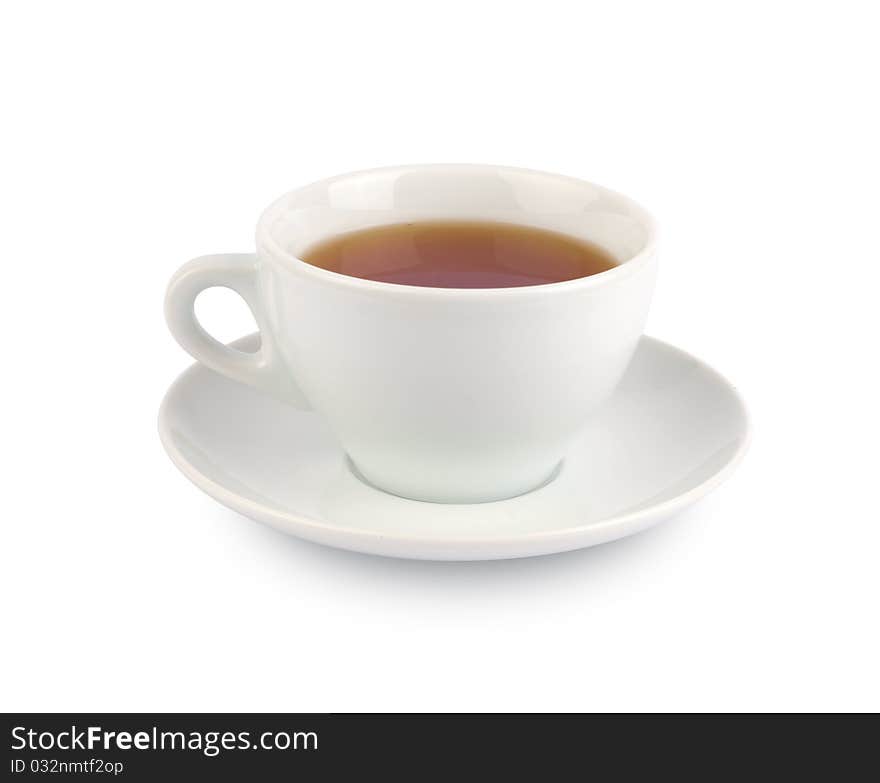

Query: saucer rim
left=158, top=335, right=750, bottom=556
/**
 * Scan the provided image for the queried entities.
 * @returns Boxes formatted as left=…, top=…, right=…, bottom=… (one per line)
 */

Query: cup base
left=345, top=457, right=564, bottom=505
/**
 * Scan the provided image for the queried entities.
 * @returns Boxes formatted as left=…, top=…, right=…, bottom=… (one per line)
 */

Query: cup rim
left=256, top=163, right=658, bottom=297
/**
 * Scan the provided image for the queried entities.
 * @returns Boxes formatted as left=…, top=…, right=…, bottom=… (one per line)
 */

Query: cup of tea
left=165, top=165, right=657, bottom=503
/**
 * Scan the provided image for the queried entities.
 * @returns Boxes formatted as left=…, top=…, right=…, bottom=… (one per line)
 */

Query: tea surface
left=301, top=221, right=618, bottom=288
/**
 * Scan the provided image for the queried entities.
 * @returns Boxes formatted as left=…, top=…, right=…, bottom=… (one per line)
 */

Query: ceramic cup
left=165, top=165, right=658, bottom=503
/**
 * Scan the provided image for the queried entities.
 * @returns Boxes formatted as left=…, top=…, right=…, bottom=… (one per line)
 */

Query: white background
left=2, top=0, right=878, bottom=712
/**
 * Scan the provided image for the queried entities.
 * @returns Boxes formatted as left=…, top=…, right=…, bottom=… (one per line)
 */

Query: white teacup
left=165, top=165, right=657, bottom=503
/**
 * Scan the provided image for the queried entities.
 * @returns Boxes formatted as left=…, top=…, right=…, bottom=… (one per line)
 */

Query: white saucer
left=159, top=334, right=749, bottom=560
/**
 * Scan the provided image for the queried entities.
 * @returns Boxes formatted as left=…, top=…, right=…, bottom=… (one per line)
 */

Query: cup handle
left=165, top=253, right=311, bottom=409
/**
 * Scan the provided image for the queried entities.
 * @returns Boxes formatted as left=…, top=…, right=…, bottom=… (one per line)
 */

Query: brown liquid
left=301, top=221, right=618, bottom=288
